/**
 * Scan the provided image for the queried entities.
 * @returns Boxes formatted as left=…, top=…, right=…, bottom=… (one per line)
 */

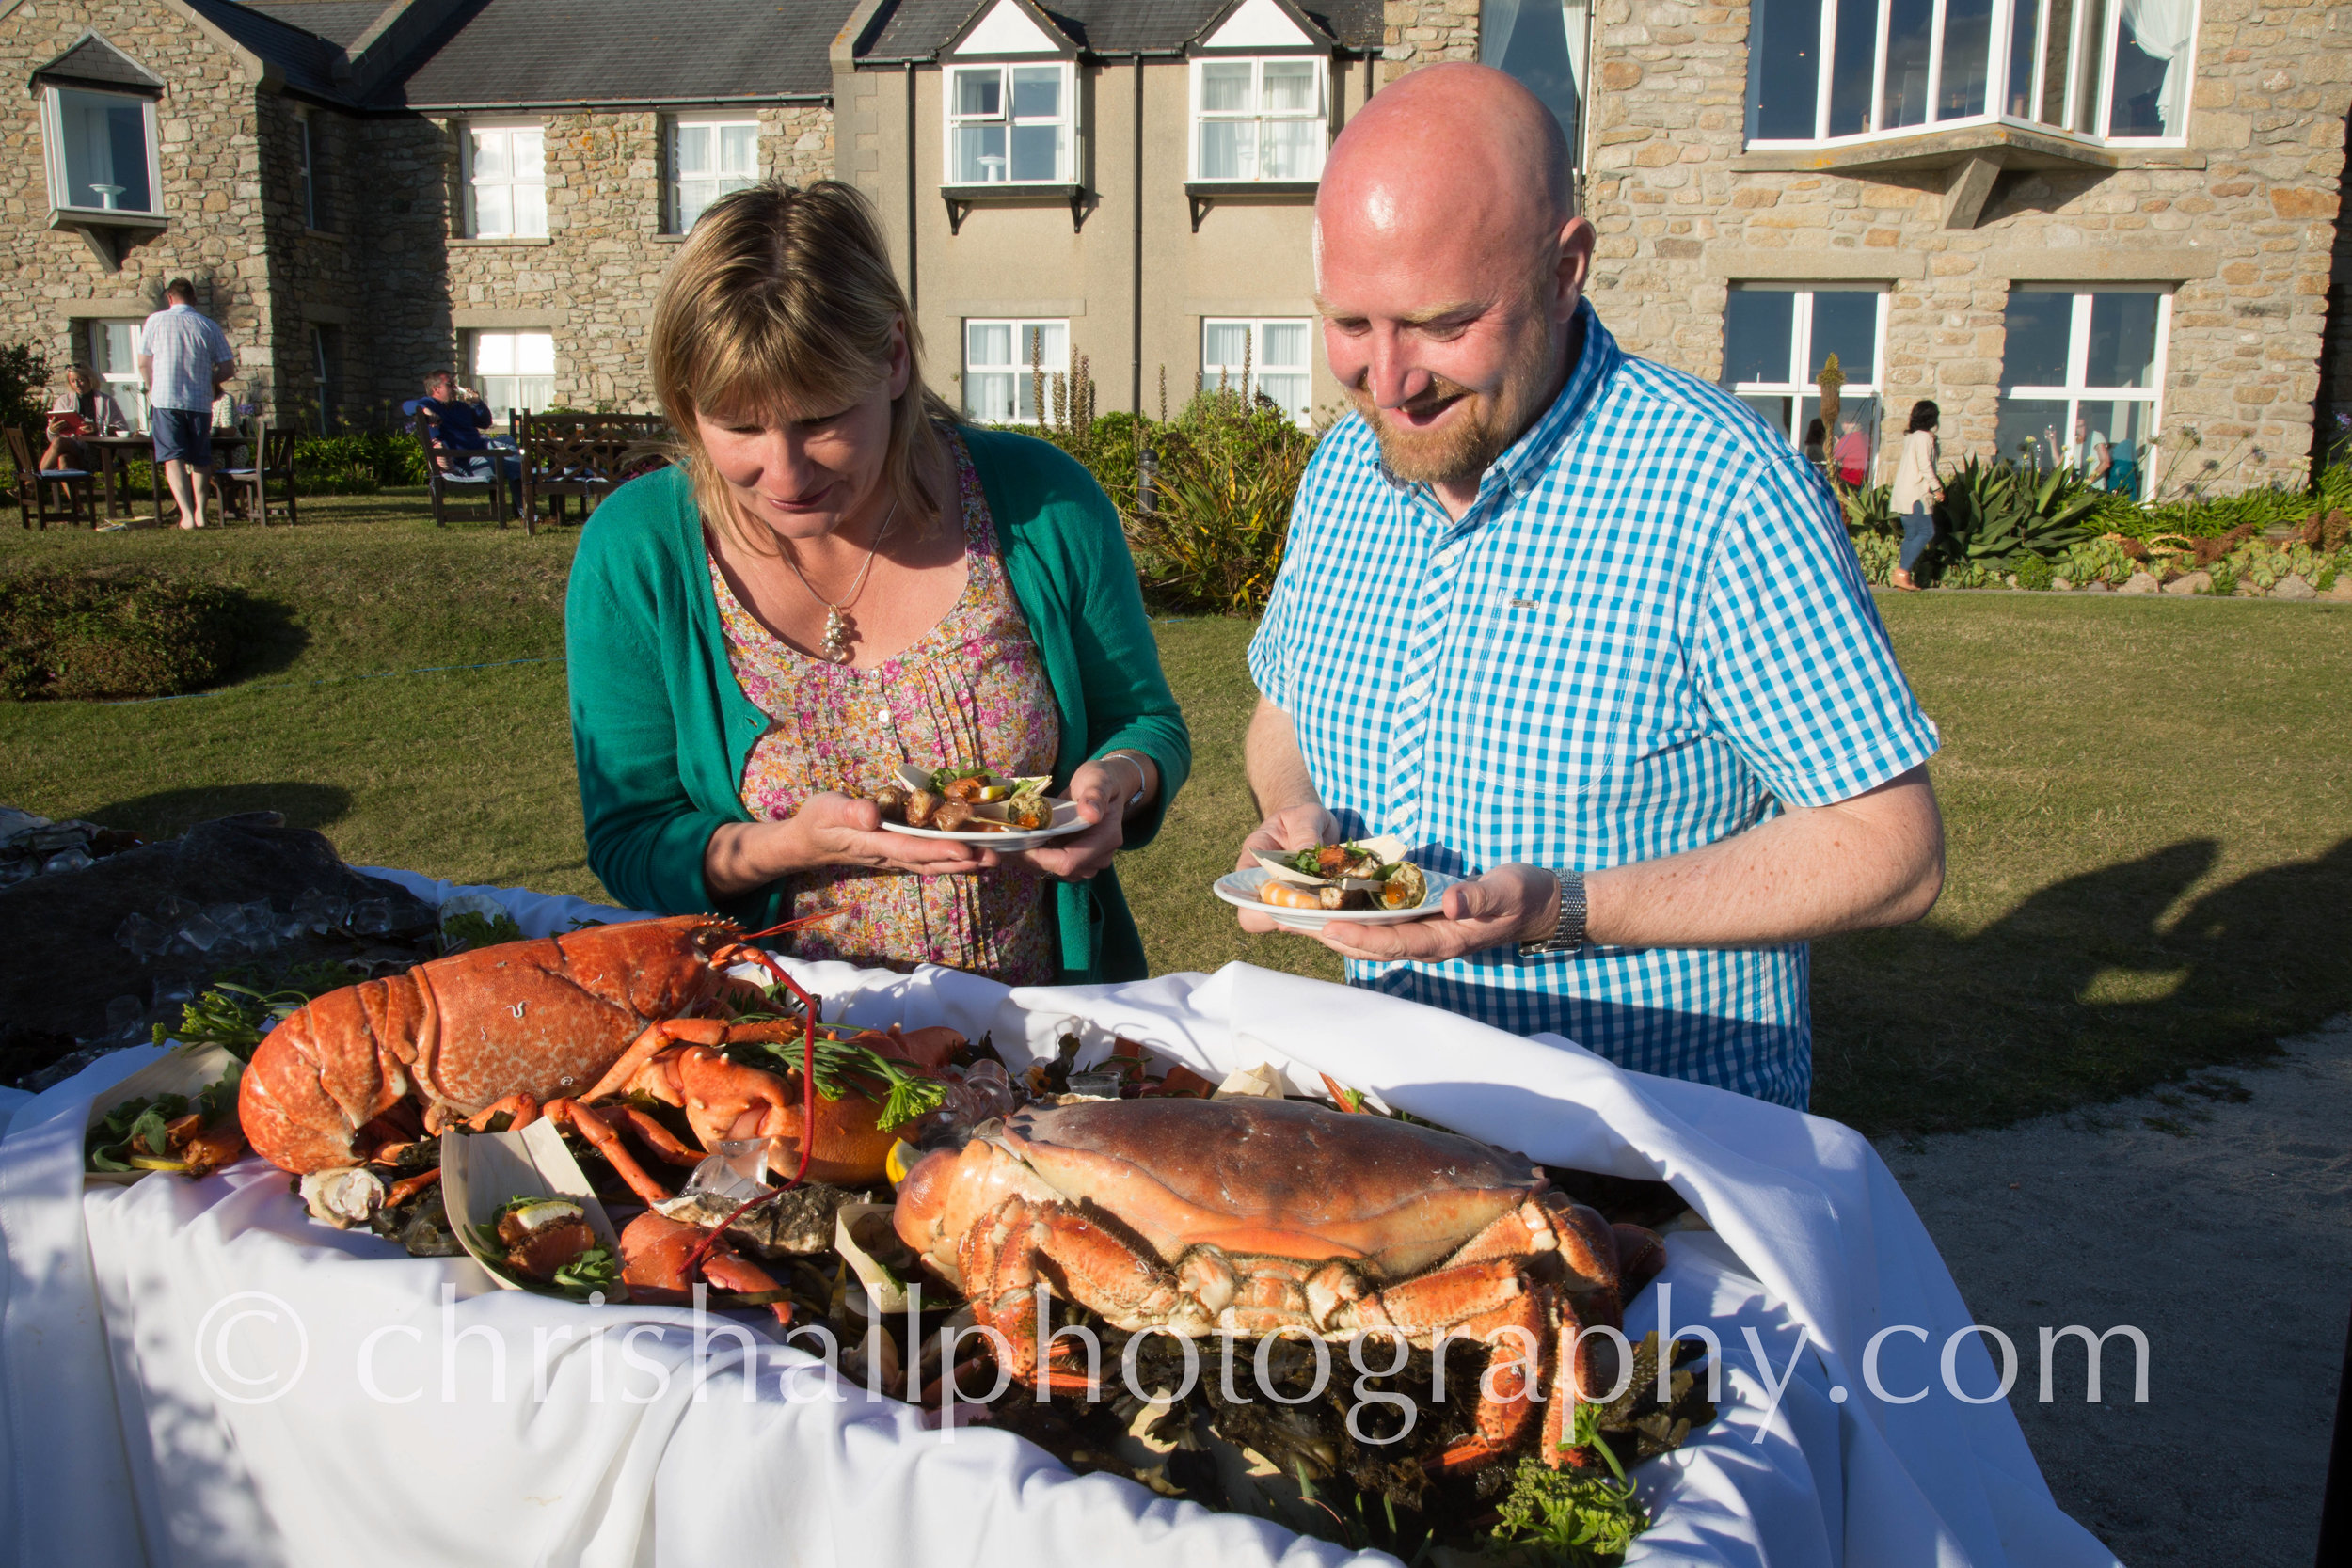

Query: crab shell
left=895, top=1095, right=1549, bottom=1289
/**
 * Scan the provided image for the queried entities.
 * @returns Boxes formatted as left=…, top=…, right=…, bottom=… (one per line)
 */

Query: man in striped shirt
left=1235, top=65, right=1946, bottom=1108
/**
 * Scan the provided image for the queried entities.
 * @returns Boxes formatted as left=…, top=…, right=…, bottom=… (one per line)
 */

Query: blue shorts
left=151, top=408, right=214, bottom=467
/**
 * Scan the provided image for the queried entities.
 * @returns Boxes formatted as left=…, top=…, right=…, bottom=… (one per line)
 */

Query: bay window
left=1192, top=58, right=1325, bottom=182
left=1201, top=319, right=1313, bottom=427
left=1994, top=288, right=2167, bottom=497
left=963, top=320, right=1068, bottom=422
left=946, top=64, right=1074, bottom=184
left=466, top=124, right=547, bottom=238
left=40, top=86, right=160, bottom=216
left=671, top=117, right=758, bottom=232
left=1719, top=286, right=1887, bottom=478
left=471, top=330, right=556, bottom=419
left=1480, top=0, right=1591, bottom=161
left=1744, top=0, right=2195, bottom=144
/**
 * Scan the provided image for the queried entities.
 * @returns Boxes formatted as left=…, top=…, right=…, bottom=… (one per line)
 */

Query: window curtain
left=2118, top=0, right=2195, bottom=134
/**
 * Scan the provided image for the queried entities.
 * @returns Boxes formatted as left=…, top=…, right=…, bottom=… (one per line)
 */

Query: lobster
left=237, top=913, right=938, bottom=1199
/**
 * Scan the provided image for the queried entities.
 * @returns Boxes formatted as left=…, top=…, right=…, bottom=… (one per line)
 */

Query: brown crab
left=892, top=1096, right=1666, bottom=1470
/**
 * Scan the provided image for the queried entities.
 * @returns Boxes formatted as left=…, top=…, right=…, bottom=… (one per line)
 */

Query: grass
left=4, top=498, right=2348, bottom=1134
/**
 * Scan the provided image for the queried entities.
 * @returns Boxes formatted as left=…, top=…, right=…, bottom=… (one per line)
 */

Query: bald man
left=1234, top=65, right=1944, bottom=1108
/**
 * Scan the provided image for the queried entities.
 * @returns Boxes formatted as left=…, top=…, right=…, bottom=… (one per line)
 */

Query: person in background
left=414, top=371, right=524, bottom=514
left=1832, top=410, right=1870, bottom=488
left=1802, top=416, right=1827, bottom=469
left=41, top=364, right=129, bottom=472
left=1889, top=401, right=1944, bottom=593
left=1235, top=66, right=1943, bottom=1109
left=136, top=278, right=237, bottom=530
left=566, top=181, right=1189, bottom=985
left=2046, top=414, right=2109, bottom=486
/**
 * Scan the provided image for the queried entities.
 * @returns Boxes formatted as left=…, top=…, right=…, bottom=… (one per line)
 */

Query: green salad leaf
left=1490, top=1402, right=1650, bottom=1565
left=86, top=1061, right=244, bottom=1173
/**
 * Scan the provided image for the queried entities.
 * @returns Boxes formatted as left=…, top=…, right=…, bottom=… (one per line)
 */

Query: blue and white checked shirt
left=137, top=304, right=235, bottom=413
left=1248, top=304, right=1939, bottom=1107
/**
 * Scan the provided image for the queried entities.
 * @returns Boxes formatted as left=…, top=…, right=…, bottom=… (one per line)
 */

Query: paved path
left=1881, top=1018, right=2351, bottom=1566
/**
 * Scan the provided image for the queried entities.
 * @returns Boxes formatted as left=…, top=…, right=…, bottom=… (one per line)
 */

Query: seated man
left=1234, top=65, right=1945, bottom=1110
left=414, top=371, right=522, bottom=512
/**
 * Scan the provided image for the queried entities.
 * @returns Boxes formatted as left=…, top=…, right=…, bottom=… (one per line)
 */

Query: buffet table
left=0, top=871, right=2122, bottom=1567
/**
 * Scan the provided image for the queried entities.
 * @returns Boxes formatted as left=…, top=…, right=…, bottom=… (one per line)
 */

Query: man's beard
left=1348, top=314, right=1565, bottom=488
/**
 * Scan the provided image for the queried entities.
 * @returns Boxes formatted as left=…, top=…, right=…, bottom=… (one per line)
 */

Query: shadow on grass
left=226, top=591, right=307, bottom=684
left=87, top=783, right=353, bottom=839
left=1813, top=835, right=2352, bottom=1135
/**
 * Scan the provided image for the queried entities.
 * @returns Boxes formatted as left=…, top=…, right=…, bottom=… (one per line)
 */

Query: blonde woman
left=565, top=181, right=1188, bottom=985
left=42, top=364, right=130, bottom=471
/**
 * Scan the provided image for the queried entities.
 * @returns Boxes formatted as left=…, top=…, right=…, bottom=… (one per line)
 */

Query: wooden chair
left=6, top=427, right=92, bottom=529
left=512, top=411, right=670, bottom=537
left=212, top=424, right=300, bottom=527
left=411, top=408, right=509, bottom=528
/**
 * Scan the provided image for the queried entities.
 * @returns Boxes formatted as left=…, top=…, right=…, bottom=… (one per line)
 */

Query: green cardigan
left=564, top=427, right=1190, bottom=985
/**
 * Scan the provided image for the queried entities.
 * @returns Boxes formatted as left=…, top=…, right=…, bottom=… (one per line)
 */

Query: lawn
left=6, top=495, right=2349, bottom=1134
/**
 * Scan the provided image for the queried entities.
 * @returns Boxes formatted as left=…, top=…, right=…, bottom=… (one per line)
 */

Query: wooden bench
left=411, top=407, right=511, bottom=528
left=511, top=411, right=671, bottom=536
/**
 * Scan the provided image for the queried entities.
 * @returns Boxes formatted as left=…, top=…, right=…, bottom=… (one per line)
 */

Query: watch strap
left=1518, top=869, right=1587, bottom=958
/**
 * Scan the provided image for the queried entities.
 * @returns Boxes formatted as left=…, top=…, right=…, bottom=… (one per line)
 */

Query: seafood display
left=125, top=893, right=1716, bottom=1560
left=871, top=763, right=1060, bottom=834
left=1253, top=836, right=1431, bottom=912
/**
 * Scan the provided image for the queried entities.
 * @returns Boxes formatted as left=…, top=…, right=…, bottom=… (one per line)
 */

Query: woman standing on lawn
left=1888, top=400, right=1944, bottom=592
left=566, top=181, right=1188, bottom=985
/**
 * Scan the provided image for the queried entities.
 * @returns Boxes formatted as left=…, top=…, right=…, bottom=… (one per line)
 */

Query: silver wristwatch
left=1518, top=869, right=1587, bottom=958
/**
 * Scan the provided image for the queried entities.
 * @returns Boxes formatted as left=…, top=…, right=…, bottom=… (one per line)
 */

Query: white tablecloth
left=0, top=871, right=2121, bottom=1567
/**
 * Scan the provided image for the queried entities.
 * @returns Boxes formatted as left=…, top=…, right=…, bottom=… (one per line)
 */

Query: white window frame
left=943, top=61, right=1078, bottom=185
left=86, top=319, right=150, bottom=430
left=463, top=121, right=548, bottom=239
left=1187, top=56, right=1328, bottom=183
left=1200, top=317, right=1315, bottom=428
left=1997, top=286, right=2170, bottom=499
left=38, top=84, right=163, bottom=217
left=1744, top=0, right=2195, bottom=150
left=296, top=111, right=319, bottom=230
left=469, top=329, right=557, bottom=420
left=1721, top=285, right=1890, bottom=471
left=668, top=114, right=759, bottom=233
left=961, top=318, right=1069, bottom=423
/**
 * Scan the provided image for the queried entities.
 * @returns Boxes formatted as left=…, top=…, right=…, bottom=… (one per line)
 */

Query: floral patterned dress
left=708, top=434, right=1061, bottom=984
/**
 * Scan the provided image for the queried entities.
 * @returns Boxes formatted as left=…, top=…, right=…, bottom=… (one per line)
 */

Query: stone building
left=2, top=0, right=2344, bottom=491
left=0, top=0, right=848, bottom=428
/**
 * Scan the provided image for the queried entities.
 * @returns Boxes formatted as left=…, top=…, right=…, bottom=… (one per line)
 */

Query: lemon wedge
left=974, top=784, right=1013, bottom=802
left=885, top=1139, right=917, bottom=1185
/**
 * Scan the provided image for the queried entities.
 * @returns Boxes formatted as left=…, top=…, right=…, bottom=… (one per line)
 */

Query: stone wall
left=0, top=0, right=271, bottom=409
left=1380, top=0, right=1480, bottom=80
left=360, top=103, right=834, bottom=415
left=1580, top=0, right=2349, bottom=491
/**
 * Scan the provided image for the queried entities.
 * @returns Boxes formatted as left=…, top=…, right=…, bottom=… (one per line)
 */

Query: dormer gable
left=946, top=0, right=1075, bottom=60
left=1190, top=0, right=1334, bottom=56
left=28, top=32, right=166, bottom=97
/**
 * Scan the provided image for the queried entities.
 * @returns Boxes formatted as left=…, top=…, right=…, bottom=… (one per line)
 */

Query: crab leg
left=961, top=1196, right=1181, bottom=1387
left=579, top=1018, right=732, bottom=1103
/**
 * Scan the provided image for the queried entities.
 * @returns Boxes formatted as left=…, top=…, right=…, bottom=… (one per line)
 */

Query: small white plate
left=1213, top=866, right=1458, bottom=929
left=879, top=798, right=1090, bottom=848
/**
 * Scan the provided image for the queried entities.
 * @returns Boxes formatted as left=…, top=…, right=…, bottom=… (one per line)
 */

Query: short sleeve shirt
left=137, top=305, right=234, bottom=413
left=1248, top=303, right=1940, bottom=1107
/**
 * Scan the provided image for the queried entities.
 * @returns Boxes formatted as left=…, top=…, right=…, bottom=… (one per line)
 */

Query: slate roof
left=30, top=32, right=170, bottom=92
left=378, top=0, right=854, bottom=107
left=186, top=0, right=357, bottom=100
left=243, top=0, right=401, bottom=49
left=862, top=0, right=1382, bottom=59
